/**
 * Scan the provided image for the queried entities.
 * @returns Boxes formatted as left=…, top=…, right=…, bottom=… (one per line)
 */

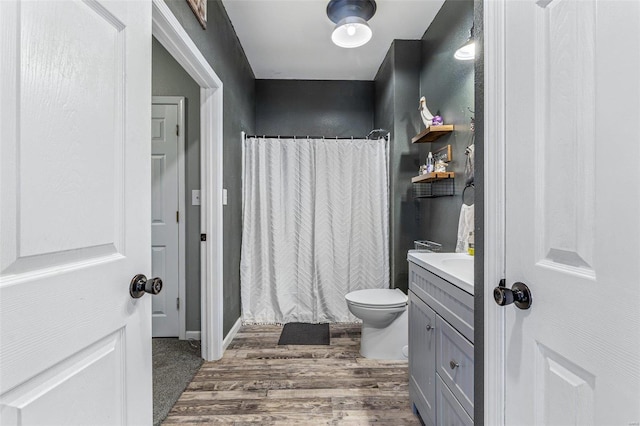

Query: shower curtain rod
left=244, top=134, right=388, bottom=140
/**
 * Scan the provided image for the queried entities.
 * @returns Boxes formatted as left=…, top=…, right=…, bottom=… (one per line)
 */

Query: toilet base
left=359, top=309, right=408, bottom=360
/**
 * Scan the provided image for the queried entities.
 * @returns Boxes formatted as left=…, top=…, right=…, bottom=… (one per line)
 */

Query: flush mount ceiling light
left=454, top=25, right=475, bottom=60
left=327, top=0, right=377, bottom=49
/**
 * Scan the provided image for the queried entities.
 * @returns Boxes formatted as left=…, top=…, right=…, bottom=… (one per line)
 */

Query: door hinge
left=200, top=233, right=206, bottom=241
left=176, top=124, right=179, bottom=136
left=176, top=211, right=179, bottom=223
left=176, top=297, right=180, bottom=310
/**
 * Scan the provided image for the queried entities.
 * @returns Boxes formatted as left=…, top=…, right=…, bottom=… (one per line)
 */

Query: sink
left=407, top=252, right=474, bottom=294
left=440, top=257, right=473, bottom=267
left=440, top=258, right=474, bottom=283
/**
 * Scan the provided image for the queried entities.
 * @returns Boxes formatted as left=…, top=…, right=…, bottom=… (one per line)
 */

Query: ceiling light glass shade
left=331, top=16, right=372, bottom=48
left=454, top=38, right=475, bottom=60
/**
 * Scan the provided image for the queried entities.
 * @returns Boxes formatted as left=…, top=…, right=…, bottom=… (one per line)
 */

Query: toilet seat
left=345, top=288, right=408, bottom=309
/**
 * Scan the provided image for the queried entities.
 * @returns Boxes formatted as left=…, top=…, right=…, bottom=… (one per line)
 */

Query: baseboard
left=222, top=317, right=242, bottom=351
left=185, top=331, right=201, bottom=341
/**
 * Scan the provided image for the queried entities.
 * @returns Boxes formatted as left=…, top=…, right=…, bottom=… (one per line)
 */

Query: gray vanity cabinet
left=408, top=261, right=474, bottom=425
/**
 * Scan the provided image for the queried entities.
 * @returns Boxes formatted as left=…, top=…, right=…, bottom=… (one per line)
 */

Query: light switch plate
left=223, top=189, right=228, bottom=206
left=192, top=189, right=201, bottom=206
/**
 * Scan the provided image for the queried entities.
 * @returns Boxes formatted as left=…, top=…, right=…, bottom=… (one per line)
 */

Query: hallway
left=162, top=324, right=419, bottom=424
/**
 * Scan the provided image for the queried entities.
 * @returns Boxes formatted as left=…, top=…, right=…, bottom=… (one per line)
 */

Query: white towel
left=455, top=204, right=475, bottom=253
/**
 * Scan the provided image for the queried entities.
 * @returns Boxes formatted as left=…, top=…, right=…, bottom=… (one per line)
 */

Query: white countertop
left=407, top=251, right=474, bottom=295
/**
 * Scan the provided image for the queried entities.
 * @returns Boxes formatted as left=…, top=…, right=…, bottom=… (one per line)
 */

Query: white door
left=0, top=1, right=152, bottom=424
left=504, top=0, right=640, bottom=424
left=151, top=101, right=182, bottom=338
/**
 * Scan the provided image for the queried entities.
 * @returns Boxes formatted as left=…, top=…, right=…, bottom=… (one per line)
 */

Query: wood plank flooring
left=163, top=324, right=420, bottom=425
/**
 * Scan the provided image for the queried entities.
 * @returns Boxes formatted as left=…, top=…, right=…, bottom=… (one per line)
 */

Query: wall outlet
left=223, top=189, right=228, bottom=206
left=192, top=189, right=201, bottom=206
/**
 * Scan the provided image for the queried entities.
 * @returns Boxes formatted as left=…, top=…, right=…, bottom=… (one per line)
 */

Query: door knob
left=493, top=280, right=532, bottom=310
left=130, top=274, right=163, bottom=298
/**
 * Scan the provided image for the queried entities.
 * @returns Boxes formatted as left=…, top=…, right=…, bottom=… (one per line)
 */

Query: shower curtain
left=241, top=137, right=390, bottom=324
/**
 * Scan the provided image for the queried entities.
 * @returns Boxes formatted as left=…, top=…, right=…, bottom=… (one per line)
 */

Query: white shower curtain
left=241, top=137, right=390, bottom=324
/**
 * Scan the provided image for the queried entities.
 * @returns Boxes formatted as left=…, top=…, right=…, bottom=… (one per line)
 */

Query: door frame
left=151, top=96, right=186, bottom=340
left=152, top=0, right=225, bottom=361
left=483, top=0, right=506, bottom=424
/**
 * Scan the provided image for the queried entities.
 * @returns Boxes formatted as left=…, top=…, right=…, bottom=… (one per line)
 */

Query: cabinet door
left=409, top=290, right=437, bottom=426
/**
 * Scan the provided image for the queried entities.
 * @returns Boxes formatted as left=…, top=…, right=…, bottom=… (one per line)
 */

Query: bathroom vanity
left=407, top=252, right=474, bottom=426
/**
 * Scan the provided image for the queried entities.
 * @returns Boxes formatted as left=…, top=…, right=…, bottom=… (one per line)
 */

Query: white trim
left=151, top=3, right=222, bottom=89
left=222, top=317, right=242, bottom=351
left=185, top=331, right=201, bottom=341
left=200, top=86, right=225, bottom=361
left=241, top=132, right=245, bottom=216
left=152, top=0, right=225, bottom=361
left=483, top=0, right=506, bottom=425
left=151, top=96, right=187, bottom=341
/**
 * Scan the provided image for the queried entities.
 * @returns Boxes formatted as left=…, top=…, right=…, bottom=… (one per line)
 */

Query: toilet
left=345, top=288, right=408, bottom=360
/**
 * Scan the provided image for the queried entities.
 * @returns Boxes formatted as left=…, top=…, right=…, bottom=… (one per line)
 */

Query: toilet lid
left=345, top=288, right=408, bottom=308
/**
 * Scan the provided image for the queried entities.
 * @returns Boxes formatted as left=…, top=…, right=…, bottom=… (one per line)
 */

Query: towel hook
left=462, top=184, right=475, bottom=206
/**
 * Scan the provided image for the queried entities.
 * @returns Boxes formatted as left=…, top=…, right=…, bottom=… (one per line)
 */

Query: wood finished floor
left=163, top=324, right=420, bottom=425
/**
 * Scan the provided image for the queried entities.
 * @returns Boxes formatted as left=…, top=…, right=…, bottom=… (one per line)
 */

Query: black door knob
left=493, top=281, right=532, bottom=310
left=130, top=274, right=163, bottom=299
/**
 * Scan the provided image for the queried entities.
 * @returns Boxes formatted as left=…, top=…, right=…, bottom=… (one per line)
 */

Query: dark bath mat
left=278, top=322, right=330, bottom=345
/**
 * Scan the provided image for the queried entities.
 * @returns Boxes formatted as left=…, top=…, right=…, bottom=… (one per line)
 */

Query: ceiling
left=221, top=0, right=446, bottom=81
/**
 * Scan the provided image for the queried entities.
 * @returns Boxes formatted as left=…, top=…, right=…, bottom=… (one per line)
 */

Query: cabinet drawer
left=408, top=290, right=437, bottom=426
left=436, top=316, right=473, bottom=417
left=436, top=375, right=473, bottom=426
left=409, top=263, right=474, bottom=343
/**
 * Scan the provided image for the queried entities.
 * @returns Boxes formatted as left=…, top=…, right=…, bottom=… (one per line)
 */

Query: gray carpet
left=153, top=338, right=203, bottom=426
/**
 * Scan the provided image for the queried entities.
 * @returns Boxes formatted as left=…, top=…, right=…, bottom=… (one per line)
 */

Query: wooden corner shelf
left=411, top=125, right=454, bottom=143
left=411, top=172, right=455, bottom=183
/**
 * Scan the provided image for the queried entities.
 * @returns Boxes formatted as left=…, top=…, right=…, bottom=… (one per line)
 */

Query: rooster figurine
left=418, top=96, right=435, bottom=129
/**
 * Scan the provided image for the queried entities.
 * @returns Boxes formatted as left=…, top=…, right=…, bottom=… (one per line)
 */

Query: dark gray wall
left=255, top=80, right=374, bottom=137
left=374, top=49, right=394, bottom=137
left=152, top=37, right=202, bottom=332
left=374, top=40, right=423, bottom=293
left=417, top=0, right=475, bottom=251
left=164, top=0, right=255, bottom=336
left=414, top=0, right=480, bottom=419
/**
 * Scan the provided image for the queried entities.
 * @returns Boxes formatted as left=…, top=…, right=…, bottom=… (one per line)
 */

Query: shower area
left=240, top=133, right=390, bottom=324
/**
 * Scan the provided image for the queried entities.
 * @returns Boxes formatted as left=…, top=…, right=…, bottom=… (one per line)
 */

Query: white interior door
left=504, top=0, right=640, bottom=424
left=151, top=100, right=183, bottom=338
left=0, top=1, right=152, bottom=424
